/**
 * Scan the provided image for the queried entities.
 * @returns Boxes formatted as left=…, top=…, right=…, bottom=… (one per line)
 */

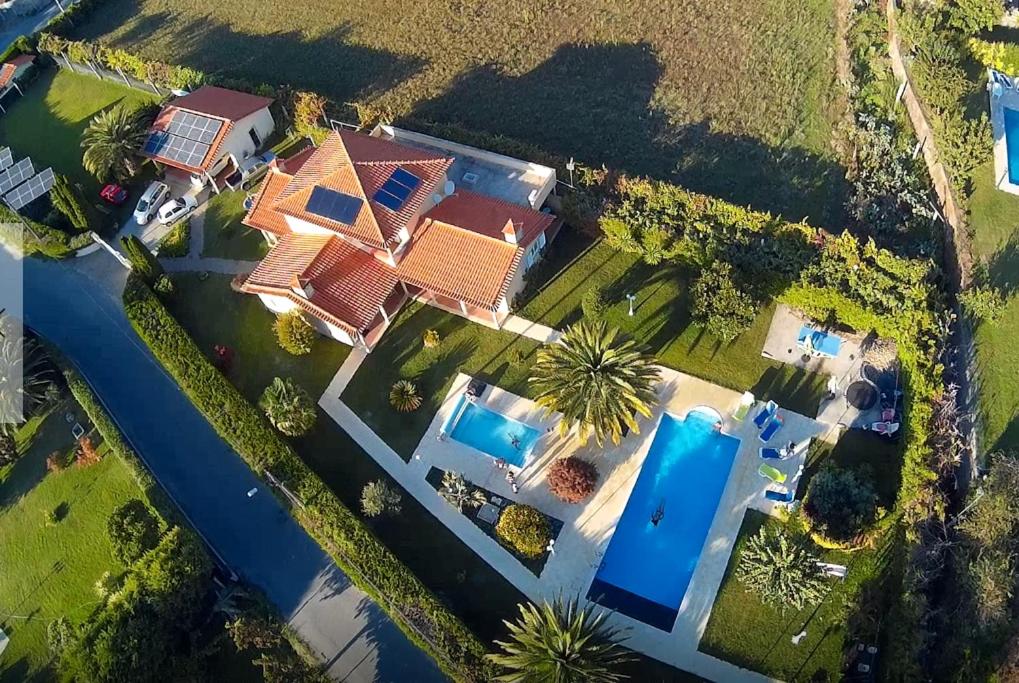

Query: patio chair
left=760, top=446, right=787, bottom=460
left=817, top=562, right=848, bottom=580
left=732, top=392, right=755, bottom=421
left=765, top=488, right=795, bottom=503
left=753, top=400, right=777, bottom=428
left=758, top=463, right=787, bottom=484
left=759, top=414, right=784, bottom=443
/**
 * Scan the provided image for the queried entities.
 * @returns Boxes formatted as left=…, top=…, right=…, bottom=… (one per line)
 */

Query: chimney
left=290, top=275, right=315, bottom=299
left=502, top=219, right=523, bottom=245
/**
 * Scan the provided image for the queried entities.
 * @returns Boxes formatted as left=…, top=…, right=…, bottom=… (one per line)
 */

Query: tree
left=488, top=598, right=633, bottom=683
left=960, top=284, right=1006, bottom=324
left=107, top=498, right=161, bottom=564
left=120, top=235, right=164, bottom=285
left=530, top=320, right=659, bottom=446
left=273, top=311, right=316, bottom=355
left=948, top=0, right=1003, bottom=35
left=803, top=467, right=879, bottom=542
left=228, top=616, right=282, bottom=651
left=49, top=174, right=92, bottom=233
left=690, top=261, right=756, bottom=342
left=736, top=526, right=828, bottom=611
left=0, top=329, right=57, bottom=433
left=360, top=479, right=403, bottom=518
left=496, top=504, right=551, bottom=558
left=389, top=379, right=422, bottom=412
left=259, top=377, right=316, bottom=437
left=547, top=457, right=599, bottom=503
left=75, top=436, right=102, bottom=468
left=81, top=105, right=148, bottom=181
left=439, top=471, right=486, bottom=512
left=581, top=285, right=608, bottom=320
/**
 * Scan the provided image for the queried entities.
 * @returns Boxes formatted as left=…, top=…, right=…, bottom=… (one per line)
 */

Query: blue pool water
left=444, top=395, right=541, bottom=467
left=588, top=409, right=740, bottom=630
left=1005, top=108, right=1019, bottom=184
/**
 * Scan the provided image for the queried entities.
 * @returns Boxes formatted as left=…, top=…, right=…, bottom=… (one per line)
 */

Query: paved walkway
left=503, top=315, right=561, bottom=343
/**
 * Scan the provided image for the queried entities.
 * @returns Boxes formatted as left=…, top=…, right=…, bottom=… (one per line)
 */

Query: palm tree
left=530, top=320, right=659, bottom=446
left=258, top=377, right=316, bottom=437
left=81, top=105, right=148, bottom=182
left=489, top=598, right=633, bottom=683
left=0, top=331, right=56, bottom=435
left=736, top=526, right=828, bottom=612
left=439, top=471, right=486, bottom=512
left=389, top=380, right=422, bottom=412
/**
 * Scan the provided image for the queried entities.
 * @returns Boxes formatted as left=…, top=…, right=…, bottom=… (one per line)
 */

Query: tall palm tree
left=258, top=377, right=316, bottom=437
left=81, top=105, right=148, bottom=182
left=530, top=320, right=659, bottom=446
left=488, top=598, right=632, bottom=683
left=0, top=331, right=56, bottom=435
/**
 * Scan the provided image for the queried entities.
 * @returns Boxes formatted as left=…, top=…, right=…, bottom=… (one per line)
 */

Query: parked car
left=225, top=153, right=275, bottom=191
left=190, top=155, right=231, bottom=189
left=99, top=184, right=129, bottom=205
left=133, top=181, right=169, bottom=225
left=157, top=194, right=199, bottom=225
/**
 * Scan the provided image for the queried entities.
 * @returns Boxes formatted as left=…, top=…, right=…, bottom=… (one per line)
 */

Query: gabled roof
left=271, top=131, right=452, bottom=249
left=0, top=54, right=34, bottom=89
left=168, top=86, right=273, bottom=122
left=423, top=190, right=552, bottom=247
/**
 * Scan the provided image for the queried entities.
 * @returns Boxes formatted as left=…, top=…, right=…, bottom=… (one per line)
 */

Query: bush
left=153, top=274, right=175, bottom=298
left=258, top=377, right=316, bottom=437
left=691, top=261, right=756, bottom=342
left=580, top=285, right=608, bottom=320
left=439, top=471, right=486, bottom=512
left=960, top=284, right=1006, bottom=323
left=389, top=380, right=422, bottom=412
left=496, top=504, right=551, bottom=558
left=94, top=571, right=118, bottom=599
left=273, top=311, right=316, bottom=356
left=120, top=235, right=164, bottom=285
left=107, top=498, right=161, bottom=564
left=546, top=457, right=598, bottom=503
left=803, top=468, right=879, bottom=542
left=75, top=436, right=102, bottom=468
left=46, top=450, right=66, bottom=472
left=948, top=0, right=1003, bottom=35
left=360, top=479, right=403, bottom=518
left=0, top=433, right=16, bottom=466
left=934, top=112, right=991, bottom=187
left=423, top=329, right=441, bottom=349
left=969, top=37, right=1019, bottom=75
left=157, top=220, right=190, bottom=258
left=47, top=616, right=73, bottom=655
left=736, top=526, right=828, bottom=612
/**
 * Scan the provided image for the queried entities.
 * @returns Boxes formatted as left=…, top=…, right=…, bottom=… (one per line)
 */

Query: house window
left=248, top=127, right=261, bottom=148
left=525, top=231, right=547, bottom=269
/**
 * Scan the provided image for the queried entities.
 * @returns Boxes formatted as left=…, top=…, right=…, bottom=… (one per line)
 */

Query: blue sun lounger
left=765, top=488, right=795, bottom=503
left=760, top=447, right=785, bottom=460
left=759, top=414, right=784, bottom=443
left=753, top=400, right=777, bottom=429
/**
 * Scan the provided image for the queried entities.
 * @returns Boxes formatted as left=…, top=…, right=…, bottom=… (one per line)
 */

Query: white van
left=225, top=153, right=276, bottom=191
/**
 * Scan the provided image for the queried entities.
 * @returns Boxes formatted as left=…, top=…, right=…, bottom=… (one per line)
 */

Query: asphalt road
left=0, top=2, right=65, bottom=53
left=21, top=255, right=446, bottom=683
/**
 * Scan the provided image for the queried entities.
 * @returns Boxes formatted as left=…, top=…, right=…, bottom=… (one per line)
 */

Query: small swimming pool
left=1004, top=107, right=1019, bottom=184
left=588, top=408, right=740, bottom=631
left=443, top=395, right=541, bottom=467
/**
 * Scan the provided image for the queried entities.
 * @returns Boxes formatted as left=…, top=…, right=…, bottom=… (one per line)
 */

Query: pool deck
left=989, top=77, right=1019, bottom=196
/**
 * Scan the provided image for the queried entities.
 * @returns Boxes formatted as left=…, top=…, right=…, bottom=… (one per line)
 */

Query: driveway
left=21, top=255, right=446, bottom=683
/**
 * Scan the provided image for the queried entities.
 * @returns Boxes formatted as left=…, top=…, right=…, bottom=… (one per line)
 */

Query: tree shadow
left=986, top=230, right=1019, bottom=298
left=991, top=413, right=1019, bottom=455
left=414, top=42, right=849, bottom=227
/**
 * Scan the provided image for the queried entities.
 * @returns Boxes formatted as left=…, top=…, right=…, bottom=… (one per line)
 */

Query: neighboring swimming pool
left=442, top=395, right=541, bottom=467
left=588, top=408, right=740, bottom=631
left=1004, top=107, right=1019, bottom=185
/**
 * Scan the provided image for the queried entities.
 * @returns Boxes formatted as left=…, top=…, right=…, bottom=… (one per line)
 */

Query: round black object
left=846, top=381, right=878, bottom=410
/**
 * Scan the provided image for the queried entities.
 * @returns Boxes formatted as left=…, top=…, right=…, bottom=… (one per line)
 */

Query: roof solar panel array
left=166, top=110, right=223, bottom=144
left=306, top=186, right=363, bottom=225
left=143, top=130, right=211, bottom=168
left=0, top=147, right=12, bottom=172
left=372, top=167, right=421, bottom=212
left=0, top=157, right=33, bottom=194
left=5, top=167, right=55, bottom=210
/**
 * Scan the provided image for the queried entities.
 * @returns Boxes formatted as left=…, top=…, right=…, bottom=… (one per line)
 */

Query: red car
left=100, top=184, right=129, bottom=205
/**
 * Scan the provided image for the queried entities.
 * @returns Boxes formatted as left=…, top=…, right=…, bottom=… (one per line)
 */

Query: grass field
left=71, top=0, right=847, bottom=225
left=0, top=402, right=139, bottom=683
left=966, top=161, right=1019, bottom=454
left=518, top=230, right=828, bottom=416
left=201, top=190, right=269, bottom=260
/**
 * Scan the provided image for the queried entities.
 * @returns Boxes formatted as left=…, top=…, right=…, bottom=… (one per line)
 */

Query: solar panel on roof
left=372, top=167, right=421, bottom=212
left=0, top=158, right=33, bottom=194
left=167, top=110, right=223, bottom=144
left=0, top=147, right=12, bottom=171
left=306, top=186, right=363, bottom=225
left=4, top=167, right=55, bottom=210
left=143, top=130, right=210, bottom=168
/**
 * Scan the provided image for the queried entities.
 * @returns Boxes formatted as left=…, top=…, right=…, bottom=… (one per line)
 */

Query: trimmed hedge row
left=0, top=203, right=91, bottom=258
left=121, top=275, right=492, bottom=682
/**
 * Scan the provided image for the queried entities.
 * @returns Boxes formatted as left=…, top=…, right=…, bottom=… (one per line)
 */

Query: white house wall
left=255, top=292, right=355, bottom=346
left=218, top=108, right=275, bottom=166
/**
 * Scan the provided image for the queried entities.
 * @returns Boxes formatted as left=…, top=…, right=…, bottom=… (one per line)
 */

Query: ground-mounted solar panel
left=306, top=186, right=363, bottom=225
left=5, top=167, right=55, bottom=210
left=0, top=157, right=33, bottom=194
left=0, top=147, right=12, bottom=171
left=372, top=167, right=421, bottom=212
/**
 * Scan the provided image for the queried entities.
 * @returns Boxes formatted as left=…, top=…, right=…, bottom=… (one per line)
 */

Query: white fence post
left=89, top=232, right=131, bottom=269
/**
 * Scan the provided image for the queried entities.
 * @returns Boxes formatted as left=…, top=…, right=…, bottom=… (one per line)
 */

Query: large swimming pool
left=443, top=395, right=541, bottom=467
left=588, top=408, right=740, bottom=630
left=1005, top=107, right=1019, bottom=184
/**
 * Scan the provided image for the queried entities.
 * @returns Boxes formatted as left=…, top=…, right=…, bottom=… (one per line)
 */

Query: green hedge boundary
left=121, top=274, right=492, bottom=682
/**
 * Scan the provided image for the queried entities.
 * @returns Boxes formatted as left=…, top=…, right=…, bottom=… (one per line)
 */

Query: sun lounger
left=753, top=400, right=777, bottom=428
left=817, top=562, right=848, bottom=580
left=733, top=392, right=755, bottom=421
left=759, top=414, right=784, bottom=442
left=765, top=488, right=795, bottom=503
left=758, top=463, right=787, bottom=484
left=760, top=447, right=786, bottom=460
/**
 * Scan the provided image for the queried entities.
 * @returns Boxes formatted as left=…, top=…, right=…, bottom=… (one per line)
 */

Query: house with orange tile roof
left=139, top=86, right=275, bottom=193
left=239, top=125, right=559, bottom=350
left=0, top=54, right=35, bottom=101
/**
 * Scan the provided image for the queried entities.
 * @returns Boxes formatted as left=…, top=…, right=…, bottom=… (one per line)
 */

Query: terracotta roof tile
left=423, top=190, right=553, bottom=246
left=143, top=105, right=233, bottom=172
left=242, top=169, right=294, bottom=237
left=0, top=54, right=33, bottom=89
left=169, top=86, right=273, bottom=122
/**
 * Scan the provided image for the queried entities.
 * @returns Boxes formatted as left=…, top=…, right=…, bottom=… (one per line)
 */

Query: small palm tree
left=258, top=377, right=316, bottom=437
left=0, top=331, right=56, bottom=434
left=530, top=320, right=659, bottom=446
left=439, top=471, right=486, bottom=512
left=389, top=380, right=422, bottom=412
left=489, top=598, right=633, bottom=682
left=81, top=105, right=148, bottom=181
left=736, top=526, right=828, bottom=612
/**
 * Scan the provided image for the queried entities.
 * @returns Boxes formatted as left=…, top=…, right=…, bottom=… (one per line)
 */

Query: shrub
left=94, top=571, right=118, bottom=599
left=947, top=0, right=1003, bottom=35
left=47, top=616, right=73, bottom=655
left=107, top=498, right=161, bottom=564
left=120, top=235, right=164, bottom=285
left=50, top=174, right=93, bottom=233
left=259, top=377, right=316, bottom=437
left=911, top=32, right=972, bottom=113
left=439, top=471, right=486, bottom=512
left=691, top=261, right=756, bottom=342
left=969, top=37, right=1019, bottom=75
left=156, top=219, right=190, bottom=258
left=496, top=504, right=551, bottom=558
left=960, top=284, right=1006, bottom=323
left=547, top=457, right=598, bottom=503
left=581, top=285, right=608, bottom=320
left=76, top=436, right=102, bottom=468
left=228, top=615, right=282, bottom=651
left=0, top=433, right=16, bottom=465
left=423, top=329, right=441, bottom=349
left=361, top=479, right=403, bottom=518
left=803, top=468, right=879, bottom=542
left=46, top=450, right=66, bottom=472
left=934, top=112, right=991, bottom=186
left=153, top=274, right=175, bottom=298
left=273, top=311, right=316, bottom=356
left=736, top=526, right=827, bottom=611
left=389, top=380, right=422, bottom=412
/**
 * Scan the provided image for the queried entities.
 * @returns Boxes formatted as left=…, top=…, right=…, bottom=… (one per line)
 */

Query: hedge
left=969, top=37, right=1019, bottom=76
left=0, top=203, right=90, bottom=258
left=121, top=274, right=493, bottom=682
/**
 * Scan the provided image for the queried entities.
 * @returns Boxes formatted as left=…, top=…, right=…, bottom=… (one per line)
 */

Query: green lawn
left=341, top=302, right=543, bottom=459
left=201, top=191, right=269, bottom=260
left=518, top=230, right=828, bottom=416
left=700, top=510, right=894, bottom=681
left=966, top=161, right=1019, bottom=453
left=0, top=403, right=141, bottom=683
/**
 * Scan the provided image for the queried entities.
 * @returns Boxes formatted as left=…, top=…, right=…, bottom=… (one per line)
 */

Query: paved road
left=0, top=1, right=66, bottom=52
left=21, top=255, right=446, bottom=683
